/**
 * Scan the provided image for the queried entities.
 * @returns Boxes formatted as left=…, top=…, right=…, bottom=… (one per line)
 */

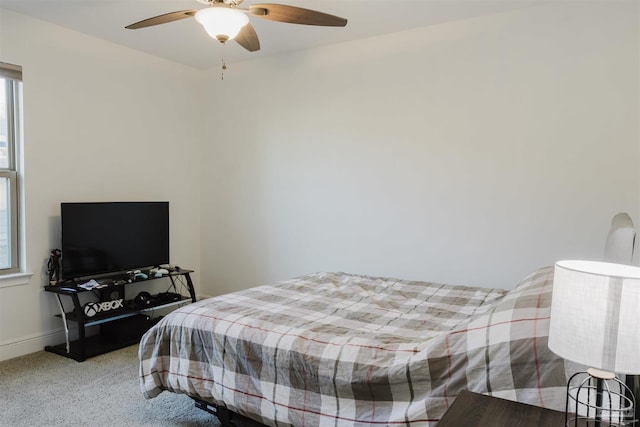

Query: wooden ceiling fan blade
left=235, top=23, right=261, bottom=52
left=249, top=4, right=347, bottom=27
left=125, top=10, right=197, bottom=30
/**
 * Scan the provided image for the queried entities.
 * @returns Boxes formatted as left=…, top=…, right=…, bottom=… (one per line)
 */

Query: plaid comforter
left=139, top=267, right=567, bottom=426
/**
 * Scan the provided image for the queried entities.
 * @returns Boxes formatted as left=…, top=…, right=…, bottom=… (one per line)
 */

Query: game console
left=157, top=292, right=181, bottom=303
left=133, top=291, right=182, bottom=308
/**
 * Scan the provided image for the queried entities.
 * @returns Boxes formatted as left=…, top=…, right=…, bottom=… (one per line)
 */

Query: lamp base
left=565, top=369, right=636, bottom=426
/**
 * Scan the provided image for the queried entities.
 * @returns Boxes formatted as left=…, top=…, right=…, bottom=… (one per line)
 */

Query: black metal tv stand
left=44, top=268, right=196, bottom=362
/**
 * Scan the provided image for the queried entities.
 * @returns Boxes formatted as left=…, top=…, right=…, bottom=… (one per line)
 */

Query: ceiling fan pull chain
left=220, top=42, right=227, bottom=80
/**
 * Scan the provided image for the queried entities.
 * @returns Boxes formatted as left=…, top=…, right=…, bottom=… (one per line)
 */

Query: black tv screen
left=61, top=202, right=169, bottom=280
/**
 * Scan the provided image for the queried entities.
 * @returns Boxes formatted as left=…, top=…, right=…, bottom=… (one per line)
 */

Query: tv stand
left=44, top=268, right=196, bottom=361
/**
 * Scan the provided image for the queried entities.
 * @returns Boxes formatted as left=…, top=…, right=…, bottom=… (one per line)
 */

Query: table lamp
left=549, top=260, right=640, bottom=426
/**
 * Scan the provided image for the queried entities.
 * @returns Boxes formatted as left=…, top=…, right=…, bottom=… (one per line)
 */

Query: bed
left=139, top=266, right=568, bottom=426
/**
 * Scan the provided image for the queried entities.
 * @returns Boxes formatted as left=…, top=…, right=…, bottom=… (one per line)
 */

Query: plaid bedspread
left=139, top=267, right=567, bottom=426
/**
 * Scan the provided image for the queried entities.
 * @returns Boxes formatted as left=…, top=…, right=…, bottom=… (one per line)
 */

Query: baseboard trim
left=0, top=329, right=68, bottom=362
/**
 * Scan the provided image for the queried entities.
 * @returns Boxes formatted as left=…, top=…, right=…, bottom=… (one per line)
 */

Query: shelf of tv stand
left=46, top=268, right=195, bottom=293
left=44, top=268, right=196, bottom=362
left=54, top=296, right=191, bottom=327
left=45, top=320, right=152, bottom=362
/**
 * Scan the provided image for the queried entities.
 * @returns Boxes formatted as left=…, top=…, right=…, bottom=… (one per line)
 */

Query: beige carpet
left=0, top=345, right=262, bottom=427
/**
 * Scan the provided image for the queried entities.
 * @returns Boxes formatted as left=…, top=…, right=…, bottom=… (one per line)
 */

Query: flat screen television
left=61, top=202, right=169, bottom=280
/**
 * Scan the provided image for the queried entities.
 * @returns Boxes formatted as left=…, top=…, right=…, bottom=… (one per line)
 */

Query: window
left=0, top=63, right=21, bottom=274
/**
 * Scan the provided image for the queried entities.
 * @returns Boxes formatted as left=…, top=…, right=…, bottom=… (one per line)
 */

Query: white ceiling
left=0, top=0, right=539, bottom=69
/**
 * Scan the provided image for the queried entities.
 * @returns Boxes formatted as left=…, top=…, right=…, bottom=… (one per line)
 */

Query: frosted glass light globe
left=195, top=7, right=249, bottom=42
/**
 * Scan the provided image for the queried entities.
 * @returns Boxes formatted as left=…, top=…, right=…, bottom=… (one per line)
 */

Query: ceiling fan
left=125, top=0, right=348, bottom=53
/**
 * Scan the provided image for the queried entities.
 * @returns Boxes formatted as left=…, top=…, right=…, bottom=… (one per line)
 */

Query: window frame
left=0, top=64, right=22, bottom=275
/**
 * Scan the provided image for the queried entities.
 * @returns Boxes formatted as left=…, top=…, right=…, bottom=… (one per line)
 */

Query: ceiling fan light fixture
left=195, top=6, right=249, bottom=42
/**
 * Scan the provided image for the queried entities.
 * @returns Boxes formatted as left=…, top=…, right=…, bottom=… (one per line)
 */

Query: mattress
left=139, top=267, right=567, bottom=426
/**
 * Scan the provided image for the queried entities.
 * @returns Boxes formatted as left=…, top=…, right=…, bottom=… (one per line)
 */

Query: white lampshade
left=548, top=260, right=640, bottom=375
left=195, top=6, right=249, bottom=42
